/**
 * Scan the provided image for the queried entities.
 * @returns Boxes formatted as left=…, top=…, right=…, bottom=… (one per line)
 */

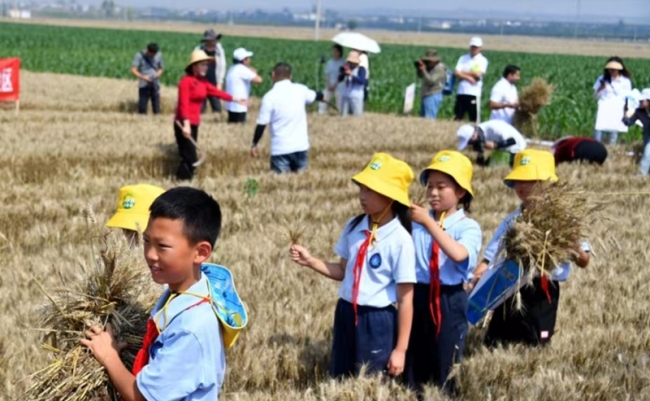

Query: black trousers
left=174, top=122, right=199, bottom=181
left=227, top=111, right=247, bottom=124
left=485, top=277, right=561, bottom=348
left=454, top=94, right=478, bottom=122
left=202, top=96, right=222, bottom=113
left=405, top=284, right=467, bottom=398
left=573, top=140, right=608, bottom=165
left=138, top=85, right=160, bottom=114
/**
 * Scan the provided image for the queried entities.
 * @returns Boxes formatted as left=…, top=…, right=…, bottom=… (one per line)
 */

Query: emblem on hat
left=437, top=155, right=451, bottom=162
left=370, top=160, right=383, bottom=170
left=519, top=156, right=531, bottom=166
left=122, top=194, right=136, bottom=209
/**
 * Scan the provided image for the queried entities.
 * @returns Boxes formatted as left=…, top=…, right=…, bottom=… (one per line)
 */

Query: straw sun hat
left=185, top=49, right=214, bottom=72
left=605, top=60, right=623, bottom=70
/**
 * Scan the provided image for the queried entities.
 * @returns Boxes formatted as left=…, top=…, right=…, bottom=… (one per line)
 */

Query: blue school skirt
left=330, top=298, right=397, bottom=378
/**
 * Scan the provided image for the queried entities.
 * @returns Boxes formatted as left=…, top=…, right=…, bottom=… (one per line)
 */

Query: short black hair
left=147, top=43, right=159, bottom=53
left=502, top=64, right=520, bottom=78
left=273, top=62, right=292, bottom=79
left=149, top=187, right=222, bottom=248
left=332, top=44, right=343, bottom=55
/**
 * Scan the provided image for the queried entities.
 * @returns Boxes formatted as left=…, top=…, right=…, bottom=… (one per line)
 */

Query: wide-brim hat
left=202, top=29, right=222, bottom=41
left=504, top=149, right=558, bottom=188
left=106, top=184, right=165, bottom=232
left=419, top=150, right=474, bottom=198
left=347, top=50, right=361, bottom=64
left=352, top=153, right=413, bottom=207
left=186, top=49, right=214, bottom=70
left=605, top=60, right=623, bottom=70
left=422, top=49, right=441, bottom=63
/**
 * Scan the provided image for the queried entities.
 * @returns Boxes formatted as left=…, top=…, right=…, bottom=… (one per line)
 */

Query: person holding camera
left=319, top=44, right=345, bottom=114
left=415, top=49, right=446, bottom=120
left=593, top=57, right=632, bottom=145
left=453, top=37, right=488, bottom=122
left=131, top=43, right=164, bottom=115
left=338, top=50, right=367, bottom=117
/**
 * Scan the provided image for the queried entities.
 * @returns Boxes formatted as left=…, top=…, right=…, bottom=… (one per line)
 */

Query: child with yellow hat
left=471, top=149, right=590, bottom=347
left=106, top=184, right=165, bottom=246
left=290, top=153, right=416, bottom=378
left=405, top=150, right=482, bottom=397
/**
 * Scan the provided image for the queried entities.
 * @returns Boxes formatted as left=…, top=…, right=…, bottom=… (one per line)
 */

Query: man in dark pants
left=453, top=37, right=488, bottom=122
left=131, top=43, right=164, bottom=115
left=196, top=29, right=226, bottom=115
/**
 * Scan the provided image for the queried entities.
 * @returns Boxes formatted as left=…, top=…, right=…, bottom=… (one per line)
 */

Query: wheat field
left=2, top=71, right=650, bottom=401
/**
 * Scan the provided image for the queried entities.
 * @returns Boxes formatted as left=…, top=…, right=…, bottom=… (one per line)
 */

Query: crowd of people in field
left=75, top=29, right=649, bottom=401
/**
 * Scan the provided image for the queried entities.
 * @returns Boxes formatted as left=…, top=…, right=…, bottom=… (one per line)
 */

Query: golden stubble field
left=2, top=71, right=650, bottom=400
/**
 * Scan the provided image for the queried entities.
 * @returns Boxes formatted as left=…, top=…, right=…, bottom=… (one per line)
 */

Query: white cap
left=457, top=124, right=476, bottom=150
left=233, top=47, right=254, bottom=61
left=469, top=37, right=483, bottom=47
left=642, top=88, right=650, bottom=101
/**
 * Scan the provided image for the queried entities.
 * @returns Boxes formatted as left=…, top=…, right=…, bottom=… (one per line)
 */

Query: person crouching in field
left=106, top=184, right=165, bottom=247
left=251, top=62, right=325, bottom=174
left=82, top=187, right=229, bottom=400
left=457, top=119, right=527, bottom=167
left=623, top=88, right=650, bottom=176
left=175, top=50, right=246, bottom=181
left=406, top=151, right=481, bottom=397
left=290, top=153, right=416, bottom=378
left=470, top=150, right=590, bottom=347
left=552, top=136, right=608, bottom=166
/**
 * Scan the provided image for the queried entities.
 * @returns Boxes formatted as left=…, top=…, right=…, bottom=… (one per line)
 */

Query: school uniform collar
left=352, top=215, right=402, bottom=241
left=151, top=272, right=211, bottom=329
left=429, top=208, right=467, bottom=229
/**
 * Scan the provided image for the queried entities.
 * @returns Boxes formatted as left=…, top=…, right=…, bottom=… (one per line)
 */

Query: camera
left=414, top=59, right=423, bottom=68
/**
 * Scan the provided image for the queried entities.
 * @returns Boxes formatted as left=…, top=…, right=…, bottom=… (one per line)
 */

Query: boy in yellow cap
left=406, top=151, right=482, bottom=397
left=106, top=184, right=165, bottom=246
left=471, top=149, right=590, bottom=347
left=290, top=153, right=416, bottom=378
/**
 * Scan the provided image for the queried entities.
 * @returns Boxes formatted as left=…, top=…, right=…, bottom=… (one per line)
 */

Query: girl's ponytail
left=393, top=203, right=412, bottom=234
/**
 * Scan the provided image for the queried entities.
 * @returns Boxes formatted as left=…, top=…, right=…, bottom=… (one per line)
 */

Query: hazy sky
left=106, top=0, right=646, bottom=19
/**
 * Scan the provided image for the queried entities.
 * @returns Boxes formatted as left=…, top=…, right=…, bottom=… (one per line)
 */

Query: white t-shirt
left=335, top=215, right=416, bottom=307
left=489, top=77, right=519, bottom=124
left=256, top=80, right=316, bottom=156
left=479, top=119, right=527, bottom=154
left=325, top=58, right=345, bottom=91
left=455, top=53, right=489, bottom=97
left=225, top=64, right=257, bottom=112
left=593, top=75, right=632, bottom=101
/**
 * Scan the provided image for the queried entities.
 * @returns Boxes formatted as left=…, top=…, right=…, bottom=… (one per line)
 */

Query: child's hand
left=80, top=323, right=127, bottom=367
left=410, top=204, right=432, bottom=226
left=387, top=349, right=406, bottom=377
left=290, top=244, right=313, bottom=267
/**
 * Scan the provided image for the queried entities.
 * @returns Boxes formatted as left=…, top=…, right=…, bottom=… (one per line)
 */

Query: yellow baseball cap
left=106, top=184, right=165, bottom=232
left=504, top=149, right=558, bottom=188
left=420, top=150, right=474, bottom=198
left=352, top=153, right=414, bottom=207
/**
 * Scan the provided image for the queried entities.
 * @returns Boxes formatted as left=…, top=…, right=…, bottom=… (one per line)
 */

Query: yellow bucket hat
left=419, top=150, right=474, bottom=198
left=352, top=153, right=414, bottom=207
left=504, top=149, right=558, bottom=188
left=106, top=184, right=165, bottom=232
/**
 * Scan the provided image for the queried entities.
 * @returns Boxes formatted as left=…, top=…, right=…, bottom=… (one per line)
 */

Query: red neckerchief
left=351, top=230, right=372, bottom=327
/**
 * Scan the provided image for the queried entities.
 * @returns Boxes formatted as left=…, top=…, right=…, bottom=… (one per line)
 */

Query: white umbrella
left=331, top=32, right=381, bottom=54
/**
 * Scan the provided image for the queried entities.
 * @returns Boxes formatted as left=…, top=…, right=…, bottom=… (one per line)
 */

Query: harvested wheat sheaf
left=498, top=181, right=605, bottom=279
left=514, top=78, right=555, bottom=138
left=22, top=207, right=158, bottom=401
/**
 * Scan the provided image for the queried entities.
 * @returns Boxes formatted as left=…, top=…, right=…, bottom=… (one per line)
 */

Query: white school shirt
left=137, top=273, right=225, bottom=400
left=482, top=208, right=591, bottom=282
left=593, top=75, right=632, bottom=101
left=489, top=77, right=519, bottom=124
left=455, top=53, right=489, bottom=97
left=479, top=119, right=527, bottom=154
left=225, top=64, right=257, bottom=112
left=335, top=215, right=416, bottom=307
left=256, top=79, right=316, bottom=156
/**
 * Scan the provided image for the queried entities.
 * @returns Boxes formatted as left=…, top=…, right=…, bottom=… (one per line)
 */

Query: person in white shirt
left=225, top=47, right=263, bottom=124
left=592, top=57, right=633, bottom=145
left=251, top=62, right=325, bottom=173
left=454, top=37, right=489, bottom=122
left=319, top=44, right=345, bottom=115
left=489, top=65, right=520, bottom=125
left=456, top=119, right=527, bottom=166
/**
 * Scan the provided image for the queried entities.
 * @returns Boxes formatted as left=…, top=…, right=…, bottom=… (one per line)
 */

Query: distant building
left=8, top=9, right=31, bottom=19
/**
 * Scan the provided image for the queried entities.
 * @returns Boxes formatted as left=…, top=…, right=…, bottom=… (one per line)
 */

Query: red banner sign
left=0, top=58, right=20, bottom=102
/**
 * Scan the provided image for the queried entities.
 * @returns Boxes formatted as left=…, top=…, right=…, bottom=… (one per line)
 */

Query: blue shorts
left=330, top=299, right=397, bottom=378
left=270, top=151, right=308, bottom=174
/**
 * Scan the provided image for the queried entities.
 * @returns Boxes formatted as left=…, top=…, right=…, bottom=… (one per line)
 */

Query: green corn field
left=1, top=22, right=648, bottom=140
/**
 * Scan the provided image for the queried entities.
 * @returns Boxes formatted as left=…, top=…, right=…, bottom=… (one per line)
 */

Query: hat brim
left=503, top=171, right=559, bottom=188
left=605, top=61, right=623, bottom=70
left=419, top=167, right=474, bottom=198
left=105, top=212, right=150, bottom=232
left=458, top=136, right=471, bottom=151
left=186, top=55, right=215, bottom=70
left=352, top=172, right=411, bottom=207
left=422, top=56, right=441, bottom=63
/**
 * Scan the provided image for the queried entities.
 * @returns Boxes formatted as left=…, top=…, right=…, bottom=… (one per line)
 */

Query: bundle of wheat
left=22, top=207, right=159, bottom=401
left=514, top=78, right=555, bottom=138
left=498, top=181, right=604, bottom=279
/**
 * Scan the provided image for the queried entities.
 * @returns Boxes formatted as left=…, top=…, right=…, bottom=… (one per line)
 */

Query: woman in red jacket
left=175, top=50, right=245, bottom=180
